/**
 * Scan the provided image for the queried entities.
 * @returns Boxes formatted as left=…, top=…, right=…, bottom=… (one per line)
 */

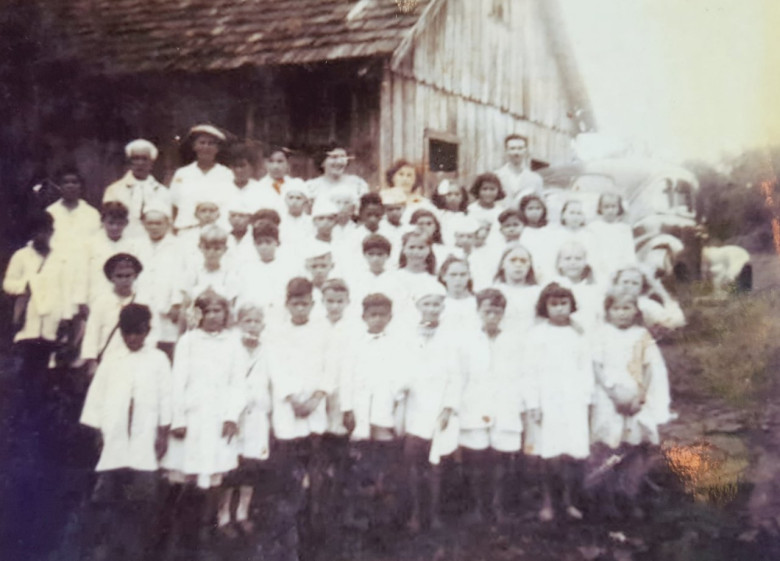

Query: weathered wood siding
left=380, top=0, right=580, bottom=187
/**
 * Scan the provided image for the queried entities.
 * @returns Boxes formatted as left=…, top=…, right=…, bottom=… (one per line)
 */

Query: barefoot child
left=80, top=304, right=172, bottom=560
left=340, top=293, right=406, bottom=528
left=402, top=285, right=461, bottom=532
left=590, top=291, right=671, bottom=518
left=523, top=282, right=595, bottom=522
left=218, top=303, right=272, bottom=537
left=267, top=278, right=330, bottom=527
left=459, top=289, right=531, bottom=524
left=162, top=289, right=244, bottom=541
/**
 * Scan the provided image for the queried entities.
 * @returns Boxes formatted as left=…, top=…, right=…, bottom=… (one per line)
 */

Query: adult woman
left=380, top=159, right=437, bottom=222
left=169, top=124, right=233, bottom=232
left=305, top=145, right=368, bottom=209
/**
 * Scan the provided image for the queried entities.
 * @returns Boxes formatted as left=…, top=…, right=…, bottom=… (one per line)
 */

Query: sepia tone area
left=1, top=1, right=780, bottom=561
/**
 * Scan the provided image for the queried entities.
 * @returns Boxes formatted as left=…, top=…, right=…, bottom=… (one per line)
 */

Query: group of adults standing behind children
left=4, top=124, right=686, bottom=559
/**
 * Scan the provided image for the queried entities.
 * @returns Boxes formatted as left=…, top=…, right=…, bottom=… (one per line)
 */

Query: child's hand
left=438, top=407, right=454, bottom=431
left=85, top=359, right=98, bottom=379
left=222, top=421, right=239, bottom=442
left=171, top=427, right=187, bottom=439
left=298, top=392, right=326, bottom=417
left=155, top=426, right=170, bottom=460
left=167, top=305, right=181, bottom=324
left=343, top=411, right=356, bottom=434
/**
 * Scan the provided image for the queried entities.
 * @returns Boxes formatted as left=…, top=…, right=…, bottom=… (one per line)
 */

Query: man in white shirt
left=494, top=135, right=544, bottom=209
left=103, top=139, right=172, bottom=239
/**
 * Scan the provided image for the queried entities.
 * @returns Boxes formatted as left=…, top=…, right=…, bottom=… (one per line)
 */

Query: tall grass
left=662, top=289, right=780, bottom=409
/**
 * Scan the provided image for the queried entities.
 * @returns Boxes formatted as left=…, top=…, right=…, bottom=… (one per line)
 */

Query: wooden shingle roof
left=56, top=0, right=433, bottom=74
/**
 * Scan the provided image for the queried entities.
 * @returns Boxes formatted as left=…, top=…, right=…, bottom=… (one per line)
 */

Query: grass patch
left=662, top=288, right=780, bottom=409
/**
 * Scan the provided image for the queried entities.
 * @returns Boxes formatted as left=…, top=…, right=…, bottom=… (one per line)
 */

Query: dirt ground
left=2, top=255, right=780, bottom=561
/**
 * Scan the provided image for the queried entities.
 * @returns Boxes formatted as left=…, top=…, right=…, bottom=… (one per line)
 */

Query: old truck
left=539, top=157, right=705, bottom=282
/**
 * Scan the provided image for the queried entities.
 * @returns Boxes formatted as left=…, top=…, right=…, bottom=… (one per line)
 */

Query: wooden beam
left=390, top=0, right=446, bottom=71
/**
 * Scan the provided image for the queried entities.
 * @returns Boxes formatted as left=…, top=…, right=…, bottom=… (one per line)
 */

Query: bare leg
left=539, top=459, right=555, bottom=522
left=217, top=488, right=234, bottom=527
left=491, top=453, right=509, bottom=524
left=236, top=485, right=253, bottom=522
left=463, top=449, right=484, bottom=524
left=562, top=458, right=583, bottom=520
left=407, top=464, right=421, bottom=533
left=429, top=466, right=443, bottom=530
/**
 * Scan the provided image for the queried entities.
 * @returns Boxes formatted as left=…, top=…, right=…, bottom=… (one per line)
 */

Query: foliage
left=685, top=146, right=780, bottom=252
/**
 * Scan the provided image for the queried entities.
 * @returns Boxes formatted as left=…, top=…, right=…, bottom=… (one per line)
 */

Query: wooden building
left=11, top=0, right=594, bottom=201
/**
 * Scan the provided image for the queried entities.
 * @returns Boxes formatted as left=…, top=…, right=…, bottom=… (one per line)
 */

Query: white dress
left=522, top=321, right=595, bottom=459
left=162, top=329, right=245, bottom=488
left=518, top=226, right=558, bottom=285
left=590, top=324, right=671, bottom=448
left=493, top=283, right=541, bottom=334
left=440, top=295, right=480, bottom=333
left=587, top=220, right=636, bottom=280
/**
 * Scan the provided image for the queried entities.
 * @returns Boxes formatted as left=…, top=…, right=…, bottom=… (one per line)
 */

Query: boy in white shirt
left=226, top=143, right=283, bottom=216
left=47, top=166, right=101, bottom=251
left=350, top=235, right=403, bottom=320
left=279, top=181, right=313, bottom=249
left=256, top=146, right=302, bottom=210
left=401, top=285, right=461, bottom=533
left=317, top=279, right=357, bottom=524
left=459, top=288, right=535, bottom=525
left=3, top=211, right=68, bottom=419
left=341, top=293, right=405, bottom=528
left=83, top=202, right=134, bottom=308
left=268, top=278, right=331, bottom=527
left=225, top=200, right=255, bottom=263
left=237, top=222, right=291, bottom=330
left=80, top=303, right=171, bottom=560
left=133, top=203, right=183, bottom=360
left=178, top=225, right=239, bottom=313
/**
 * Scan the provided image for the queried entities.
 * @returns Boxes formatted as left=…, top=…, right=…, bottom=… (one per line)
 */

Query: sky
left=557, top=0, right=780, bottom=163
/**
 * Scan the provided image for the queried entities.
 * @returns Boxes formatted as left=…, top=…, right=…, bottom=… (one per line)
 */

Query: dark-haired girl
left=523, top=283, right=594, bottom=522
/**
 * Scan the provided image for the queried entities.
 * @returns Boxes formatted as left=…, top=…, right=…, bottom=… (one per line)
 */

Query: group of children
left=4, top=127, right=680, bottom=557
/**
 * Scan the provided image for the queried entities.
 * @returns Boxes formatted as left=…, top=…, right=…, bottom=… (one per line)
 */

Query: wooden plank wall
left=382, top=73, right=573, bottom=187
left=381, top=0, right=581, bottom=186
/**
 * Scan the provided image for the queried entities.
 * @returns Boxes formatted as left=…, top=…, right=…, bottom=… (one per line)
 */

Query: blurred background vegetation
left=686, top=146, right=780, bottom=252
